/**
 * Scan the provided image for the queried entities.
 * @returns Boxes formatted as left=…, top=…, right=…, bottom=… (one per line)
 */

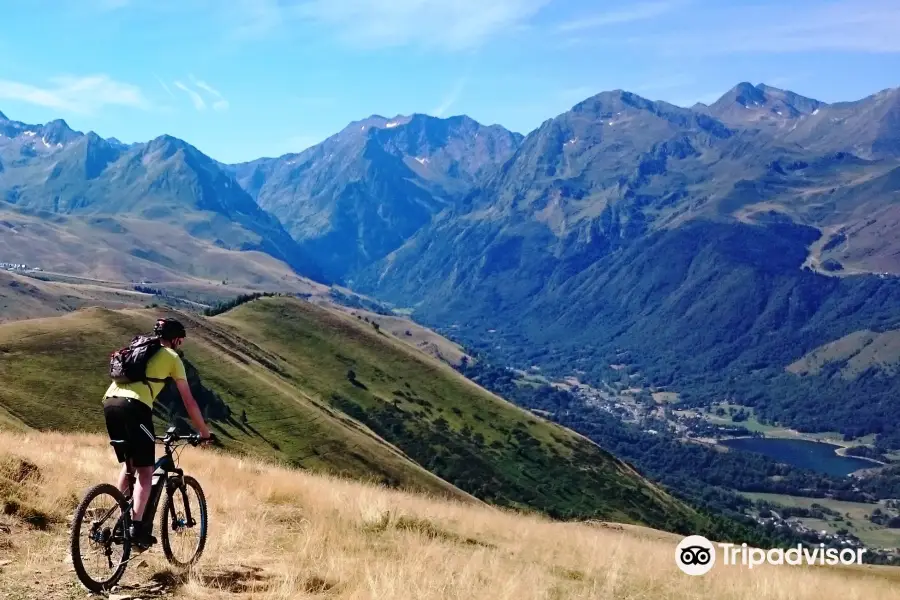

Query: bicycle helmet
left=154, top=317, right=186, bottom=341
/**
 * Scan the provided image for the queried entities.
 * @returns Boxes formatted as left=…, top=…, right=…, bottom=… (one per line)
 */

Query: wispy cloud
left=246, top=0, right=556, bottom=51
left=0, top=74, right=149, bottom=114
left=155, top=75, right=176, bottom=99
left=431, top=78, right=467, bottom=117
left=190, top=76, right=230, bottom=111
left=555, top=1, right=685, bottom=32
left=174, top=81, right=206, bottom=110
left=171, top=77, right=229, bottom=112
left=627, top=0, right=900, bottom=55
left=737, top=1, right=900, bottom=53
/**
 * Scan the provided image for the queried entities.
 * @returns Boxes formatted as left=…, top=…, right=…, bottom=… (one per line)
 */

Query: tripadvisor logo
left=676, top=535, right=716, bottom=576
left=675, top=535, right=866, bottom=575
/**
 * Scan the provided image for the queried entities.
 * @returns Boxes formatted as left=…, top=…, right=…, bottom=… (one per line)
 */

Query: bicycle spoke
left=73, top=487, right=129, bottom=590
left=169, top=488, right=201, bottom=560
left=160, top=475, right=207, bottom=568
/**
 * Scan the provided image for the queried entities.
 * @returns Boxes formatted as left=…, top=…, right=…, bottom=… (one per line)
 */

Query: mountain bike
left=69, top=426, right=209, bottom=593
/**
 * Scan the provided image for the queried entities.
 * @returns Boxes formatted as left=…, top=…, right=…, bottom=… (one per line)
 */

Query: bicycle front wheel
left=69, top=483, right=132, bottom=593
left=159, top=475, right=208, bottom=568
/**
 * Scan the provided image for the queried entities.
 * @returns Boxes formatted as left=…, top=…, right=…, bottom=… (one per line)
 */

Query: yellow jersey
left=104, top=346, right=187, bottom=408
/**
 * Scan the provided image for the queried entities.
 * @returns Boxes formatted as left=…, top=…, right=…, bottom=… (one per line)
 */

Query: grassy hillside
left=788, top=329, right=900, bottom=378
left=0, top=305, right=463, bottom=500
left=212, top=298, right=689, bottom=525
left=324, top=302, right=473, bottom=367
left=0, top=297, right=694, bottom=530
left=0, top=270, right=157, bottom=322
left=0, top=207, right=323, bottom=291
left=3, top=430, right=900, bottom=599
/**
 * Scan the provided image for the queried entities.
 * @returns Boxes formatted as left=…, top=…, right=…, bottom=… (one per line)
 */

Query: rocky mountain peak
left=709, top=82, right=823, bottom=124
left=41, top=119, right=81, bottom=145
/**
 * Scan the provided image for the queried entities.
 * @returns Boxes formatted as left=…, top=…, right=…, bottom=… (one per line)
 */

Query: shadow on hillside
left=154, top=565, right=270, bottom=593
left=117, top=565, right=339, bottom=596
left=116, top=565, right=275, bottom=596
left=153, top=355, right=282, bottom=452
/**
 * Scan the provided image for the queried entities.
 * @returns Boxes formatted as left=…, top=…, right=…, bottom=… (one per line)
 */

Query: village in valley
left=509, top=365, right=900, bottom=560
left=1, top=262, right=41, bottom=272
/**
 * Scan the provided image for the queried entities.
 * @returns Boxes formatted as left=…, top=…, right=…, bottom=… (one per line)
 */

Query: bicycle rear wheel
left=159, top=475, right=208, bottom=568
left=70, top=483, right=132, bottom=593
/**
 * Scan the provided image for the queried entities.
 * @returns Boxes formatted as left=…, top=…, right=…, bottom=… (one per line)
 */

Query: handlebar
left=154, top=433, right=199, bottom=445
left=154, top=426, right=217, bottom=447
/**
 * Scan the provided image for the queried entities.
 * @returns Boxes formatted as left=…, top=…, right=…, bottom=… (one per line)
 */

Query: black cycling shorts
left=103, top=396, right=156, bottom=468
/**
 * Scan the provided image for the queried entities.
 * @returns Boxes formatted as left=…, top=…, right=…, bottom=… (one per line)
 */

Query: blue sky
left=1, top=0, right=898, bottom=163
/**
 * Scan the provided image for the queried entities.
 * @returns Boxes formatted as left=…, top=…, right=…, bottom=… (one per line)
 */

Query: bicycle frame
left=102, top=426, right=197, bottom=543
left=138, top=429, right=196, bottom=535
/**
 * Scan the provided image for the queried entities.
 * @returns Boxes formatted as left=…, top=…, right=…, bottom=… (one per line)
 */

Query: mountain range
left=229, top=114, right=522, bottom=280
left=4, top=80, right=900, bottom=449
left=349, top=82, right=900, bottom=447
left=0, top=114, right=323, bottom=286
left=5, top=82, right=899, bottom=284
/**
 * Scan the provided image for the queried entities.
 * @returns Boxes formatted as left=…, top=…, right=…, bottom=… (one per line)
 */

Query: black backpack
left=109, top=334, right=166, bottom=387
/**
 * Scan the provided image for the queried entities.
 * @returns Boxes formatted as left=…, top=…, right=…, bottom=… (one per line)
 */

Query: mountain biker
left=101, top=317, right=211, bottom=549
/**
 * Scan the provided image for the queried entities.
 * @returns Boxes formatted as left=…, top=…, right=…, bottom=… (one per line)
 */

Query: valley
left=454, top=356, right=900, bottom=559
left=744, top=493, right=900, bottom=551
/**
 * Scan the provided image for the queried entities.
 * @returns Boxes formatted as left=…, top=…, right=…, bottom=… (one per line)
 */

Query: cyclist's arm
left=174, top=378, right=211, bottom=438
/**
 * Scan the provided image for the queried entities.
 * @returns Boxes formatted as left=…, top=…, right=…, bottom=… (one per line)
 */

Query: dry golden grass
left=2, top=430, right=900, bottom=599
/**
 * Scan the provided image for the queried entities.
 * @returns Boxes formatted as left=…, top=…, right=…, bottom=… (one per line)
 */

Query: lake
left=720, top=437, right=878, bottom=477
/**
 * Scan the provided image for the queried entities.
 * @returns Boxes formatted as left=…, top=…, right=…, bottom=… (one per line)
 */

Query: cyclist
left=102, top=317, right=211, bottom=549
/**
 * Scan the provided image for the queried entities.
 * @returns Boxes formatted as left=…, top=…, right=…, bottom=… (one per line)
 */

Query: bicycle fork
left=165, top=477, right=196, bottom=531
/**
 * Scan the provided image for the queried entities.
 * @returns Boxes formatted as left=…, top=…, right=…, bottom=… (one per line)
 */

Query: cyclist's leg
left=123, top=399, right=156, bottom=546
left=114, top=460, right=135, bottom=497
left=127, top=465, right=154, bottom=549
left=131, top=467, right=153, bottom=521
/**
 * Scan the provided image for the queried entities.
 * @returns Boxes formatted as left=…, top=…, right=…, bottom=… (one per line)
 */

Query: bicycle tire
left=159, top=475, right=208, bottom=568
left=69, top=483, right=132, bottom=593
